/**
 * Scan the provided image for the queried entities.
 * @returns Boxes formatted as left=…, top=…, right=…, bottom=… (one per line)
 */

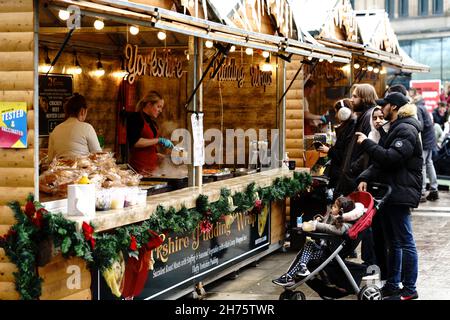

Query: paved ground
left=201, top=190, right=450, bottom=300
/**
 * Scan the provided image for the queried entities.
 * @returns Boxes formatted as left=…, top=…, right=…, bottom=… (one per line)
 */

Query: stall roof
left=354, top=10, right=430, bottom=73
left=292, top=0, right=429, bottom=73
left=46, top=0, right=351, bottom=63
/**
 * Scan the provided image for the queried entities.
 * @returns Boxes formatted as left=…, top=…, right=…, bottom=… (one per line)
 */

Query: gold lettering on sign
left=124, top=44, right=184, bottom=84
left=210, top=58, right=245, bottom=88
left=250, top=65, right=272, bottom=89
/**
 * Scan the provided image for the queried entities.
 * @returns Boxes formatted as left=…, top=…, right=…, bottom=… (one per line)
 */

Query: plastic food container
left=124, top=187, right=139, bottom=207
left=110, top=188, right=125, bottom=209
left=136, top=189, right=147, bottom=206
left=95, top=189, right=112, bottom=211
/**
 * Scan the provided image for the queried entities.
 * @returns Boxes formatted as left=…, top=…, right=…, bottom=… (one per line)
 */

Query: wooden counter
left=44, top=168, right=308, bottom=233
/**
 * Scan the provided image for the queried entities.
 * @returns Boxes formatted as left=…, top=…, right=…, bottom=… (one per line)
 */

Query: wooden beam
left=39, top=26, right=156, bottom=34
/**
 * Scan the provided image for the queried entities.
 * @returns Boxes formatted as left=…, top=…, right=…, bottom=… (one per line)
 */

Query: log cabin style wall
left=0, top=0, right=34, bottom=300
left=38, top=48, right=122, bottom=152
left=285, top=56, right=305, bottom=221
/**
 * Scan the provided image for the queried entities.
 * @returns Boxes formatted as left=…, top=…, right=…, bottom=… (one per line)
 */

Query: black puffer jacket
left=357, top=104, right=423, bottom=208
left=327, top=118, right=356, bottom=188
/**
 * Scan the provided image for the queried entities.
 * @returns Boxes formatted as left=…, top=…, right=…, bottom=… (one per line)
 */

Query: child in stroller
left=274, top=183, right=391, bottom=300
left=273, top=196, right=365, bottom=287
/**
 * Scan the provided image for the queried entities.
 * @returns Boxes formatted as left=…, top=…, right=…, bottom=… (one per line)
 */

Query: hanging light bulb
left=245, top=47, right=253, bottom=55
left=129, top=26, right=139, bottom=35
left=328, top=57, right=334, bottom=63
left=262, top=51, right=270, bottom=58
left=94, top=53, right=105, bottom=77
left=307, top=56, right=313, bottom=61
left=94, top=19, right=104, bottom=30
left=341, top=64, right=351, bottom=73
left=319, top=58, right=324, bottom=62
left=373, top=67, right=380, bottom=74
left=205, top=40, right=214, bottom=48
left=58, top=9, right=70, bottom=21
left=367, top=65, right=374, bottom=72
left=40, top=46, right=53, bottom=73
left=157, top=31, right=167, bottom=40
left=113, top=56, right=128, bottom=79
left=73, top=51, right=82, bottom=75
left=354, top=63, right=360, bottom=69
left=229, top=45, right=236, bottom=53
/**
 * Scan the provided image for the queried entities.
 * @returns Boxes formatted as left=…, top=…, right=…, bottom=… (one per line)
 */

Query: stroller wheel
left=358, top=285, right=382, bottom=300
left=279, top=290, right=306, bottom=300
left=279, top=290, right=294, bottom=300
left=291, top=291, right=306, bottom=300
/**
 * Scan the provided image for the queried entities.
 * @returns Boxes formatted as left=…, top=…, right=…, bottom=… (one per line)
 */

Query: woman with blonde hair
left=127, top=91, right=173, bottom=174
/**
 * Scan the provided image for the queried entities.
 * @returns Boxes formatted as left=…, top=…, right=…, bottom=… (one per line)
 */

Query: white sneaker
left=295, top=263, right=310, bottom=277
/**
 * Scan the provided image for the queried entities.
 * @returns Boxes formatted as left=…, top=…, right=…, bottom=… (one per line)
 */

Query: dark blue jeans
left=382, top=204, right=418, bottom=294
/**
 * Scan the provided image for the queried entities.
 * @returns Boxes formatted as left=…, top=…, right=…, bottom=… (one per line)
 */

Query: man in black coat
left=355, top=92, right=422, bottom=300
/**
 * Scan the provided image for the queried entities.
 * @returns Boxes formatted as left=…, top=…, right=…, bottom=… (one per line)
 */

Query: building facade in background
left=353, top=0, right=450, bottom=90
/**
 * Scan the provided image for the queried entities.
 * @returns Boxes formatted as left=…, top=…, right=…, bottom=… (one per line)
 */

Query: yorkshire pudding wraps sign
left=94, top=206, right=271, bottom=300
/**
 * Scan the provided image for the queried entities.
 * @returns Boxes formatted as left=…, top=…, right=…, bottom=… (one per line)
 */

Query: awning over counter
left=47, top=0, right=351, bottom=63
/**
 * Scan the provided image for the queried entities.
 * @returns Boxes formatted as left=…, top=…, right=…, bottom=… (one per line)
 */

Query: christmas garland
left=0, top=171, right=311, bottom=299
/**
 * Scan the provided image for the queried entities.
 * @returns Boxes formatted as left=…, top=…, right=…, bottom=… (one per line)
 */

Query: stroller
left=278, top=182, right=392, bottom=301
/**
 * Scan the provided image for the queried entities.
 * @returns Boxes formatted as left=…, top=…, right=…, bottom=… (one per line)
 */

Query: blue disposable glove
left=320, top=115, right=327, bottom=123
left=158, top=137, right=174, bottom=149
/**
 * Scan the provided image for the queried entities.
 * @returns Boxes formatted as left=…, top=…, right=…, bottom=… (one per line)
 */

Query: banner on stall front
left=0, top=102, right=27, bottom=148
left=410, top=79, right=441, bottom=113
left=94, top=205, right=271, bottom=300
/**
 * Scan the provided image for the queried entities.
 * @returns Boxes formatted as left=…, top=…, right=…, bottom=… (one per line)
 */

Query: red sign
left=410, top=80, right=441, bottom=113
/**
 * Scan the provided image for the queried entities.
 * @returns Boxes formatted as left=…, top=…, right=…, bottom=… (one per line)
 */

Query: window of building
left=398, top=0, right=409, bottom=17
left=386, top=0, right=395, bottom=17
left=418, top=0, right=429, bottom=16
left=433, top=0, right=444, bottom=14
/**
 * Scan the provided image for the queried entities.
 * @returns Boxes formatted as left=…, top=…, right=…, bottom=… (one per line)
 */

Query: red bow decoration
left=129, top=235, right=137, bottom=251
left=121, top=230, right=165, bottom=299
left=82, top=222, right=96, bottom=249
left=24, top=200, right=36, bottom=219
left=253, top=199, right=263, bottom=215
left=200, top=220, right=213, bottom=234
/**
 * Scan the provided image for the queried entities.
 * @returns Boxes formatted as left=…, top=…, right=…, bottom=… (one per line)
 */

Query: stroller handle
left=367, top=182, right=392, bottom=209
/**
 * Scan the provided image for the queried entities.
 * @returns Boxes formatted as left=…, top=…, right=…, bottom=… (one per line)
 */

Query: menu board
left=39, top=74, right=73, bottom=136
left=0, top=102, right=27, bottom=148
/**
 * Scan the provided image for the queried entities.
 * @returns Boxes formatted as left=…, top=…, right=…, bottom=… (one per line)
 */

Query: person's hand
left=358, top=181, right=367, bottom=192
left=317, top=145, right=329, bottom=153
left=355, top=132, right=367, bottom=144
left=320, top=115, right=327, bottom=123
left=158, top=137, right=174, bottom=149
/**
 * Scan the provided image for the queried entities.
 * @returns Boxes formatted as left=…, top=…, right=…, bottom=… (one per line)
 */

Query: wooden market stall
left=0, top=0, right=352, bottom=300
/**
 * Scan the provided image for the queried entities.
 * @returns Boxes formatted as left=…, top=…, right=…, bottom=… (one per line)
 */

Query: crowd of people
left=274, top=82, right=447, bottom=301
